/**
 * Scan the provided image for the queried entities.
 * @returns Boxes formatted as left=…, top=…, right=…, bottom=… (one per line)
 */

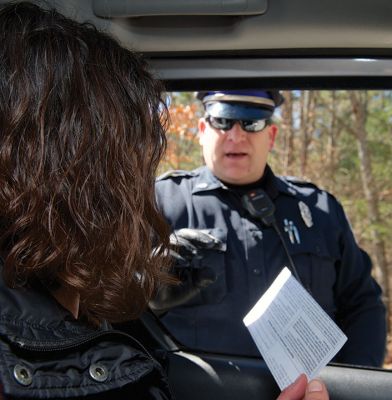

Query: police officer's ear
left=268, top=123, right=278, bottom=151
left=198, top=117, right=208, bottom=145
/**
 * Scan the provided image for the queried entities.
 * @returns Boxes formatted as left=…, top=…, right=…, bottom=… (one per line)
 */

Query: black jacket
left=0, top=267, right=173, bottom=399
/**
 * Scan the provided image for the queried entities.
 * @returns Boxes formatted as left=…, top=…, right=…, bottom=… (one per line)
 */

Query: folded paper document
left=243, top=267, right=347, bottom=390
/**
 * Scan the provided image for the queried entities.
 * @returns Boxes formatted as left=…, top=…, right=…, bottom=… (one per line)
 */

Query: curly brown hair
left=0, top=2, right=172, bottom=323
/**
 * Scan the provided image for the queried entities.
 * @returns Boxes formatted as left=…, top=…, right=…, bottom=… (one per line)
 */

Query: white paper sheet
left=243, top=267, right=347, bottom=390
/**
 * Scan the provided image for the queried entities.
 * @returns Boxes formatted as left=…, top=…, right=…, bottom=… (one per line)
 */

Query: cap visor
left=205, top=102, right=273, bottom=120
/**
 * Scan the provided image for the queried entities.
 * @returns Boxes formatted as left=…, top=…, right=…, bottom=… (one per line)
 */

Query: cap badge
left=298, top=201, right=313, bottom=228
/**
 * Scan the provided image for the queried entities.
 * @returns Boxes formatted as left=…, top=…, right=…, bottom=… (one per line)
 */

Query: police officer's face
left=198, top=117, right=277, bottom=185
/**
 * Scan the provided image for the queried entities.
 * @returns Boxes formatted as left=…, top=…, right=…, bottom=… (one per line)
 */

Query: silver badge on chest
left=298, top=201, right=313, bottom=228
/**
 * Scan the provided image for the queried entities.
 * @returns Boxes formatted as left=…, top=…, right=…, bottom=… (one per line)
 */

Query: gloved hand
left=169, top=228, right=225, bottom=287
left=150, top=228, right=225, bottom=314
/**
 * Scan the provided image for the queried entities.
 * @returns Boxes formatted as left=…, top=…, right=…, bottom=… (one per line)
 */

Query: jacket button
left=89, top=363, right=108, bottom=382
left=13, top=364, right=33, bottom=386
left=252, top=268, right=261, bottom=275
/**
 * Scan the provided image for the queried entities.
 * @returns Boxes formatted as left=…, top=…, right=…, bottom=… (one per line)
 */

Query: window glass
left=156, top=90, right=392, bottom=369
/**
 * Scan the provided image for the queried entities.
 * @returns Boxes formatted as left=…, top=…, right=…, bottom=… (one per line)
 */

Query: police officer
left=154, top=90, right=386, bottom=367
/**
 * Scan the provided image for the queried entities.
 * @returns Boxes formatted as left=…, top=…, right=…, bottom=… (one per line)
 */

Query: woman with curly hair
left=0, top=2, right=172, bottom=398
left=0, top=2, right=328, bottom=400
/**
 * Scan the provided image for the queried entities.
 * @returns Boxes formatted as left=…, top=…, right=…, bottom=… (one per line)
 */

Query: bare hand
left=277, top=374, right=329, bottom=400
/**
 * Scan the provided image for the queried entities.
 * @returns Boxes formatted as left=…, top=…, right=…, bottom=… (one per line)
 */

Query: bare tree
left=299, top=91, right=317, bottom=177
left=325, top=91, right=339, bottom=186
left=349, top=91, right=390, bottom=327
left=281, top=90, right=295, bottom=175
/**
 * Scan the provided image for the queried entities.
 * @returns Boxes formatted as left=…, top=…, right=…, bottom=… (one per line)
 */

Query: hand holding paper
left=277, top=375, right=329, bottom=400
left=243, top=267, right=347, bottom=390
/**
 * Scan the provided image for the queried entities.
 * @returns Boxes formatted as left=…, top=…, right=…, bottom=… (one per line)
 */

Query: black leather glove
left=150, top=228, right=225, bottom=314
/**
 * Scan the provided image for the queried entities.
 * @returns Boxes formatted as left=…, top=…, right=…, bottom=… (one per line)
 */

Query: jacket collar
left=0, top=263, right=103, bottom=344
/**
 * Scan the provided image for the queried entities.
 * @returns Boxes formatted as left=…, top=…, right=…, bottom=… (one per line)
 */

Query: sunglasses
left=206, top=115, right=269, bottom=133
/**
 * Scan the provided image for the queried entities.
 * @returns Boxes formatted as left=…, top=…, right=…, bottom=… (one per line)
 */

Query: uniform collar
left=191, top=166, right=226, bottom=194
left=192, top=165, right=293, bottom=199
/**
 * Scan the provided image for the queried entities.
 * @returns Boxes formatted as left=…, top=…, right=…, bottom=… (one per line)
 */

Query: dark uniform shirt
left=155, top=165, right=386, bottom=366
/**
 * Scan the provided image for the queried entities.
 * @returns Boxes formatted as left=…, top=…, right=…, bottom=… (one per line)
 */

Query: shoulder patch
left=156, top=169, right=194, bottom=181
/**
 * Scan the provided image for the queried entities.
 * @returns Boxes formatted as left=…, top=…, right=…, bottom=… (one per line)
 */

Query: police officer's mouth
left=225, top=152, right=248, bottom=158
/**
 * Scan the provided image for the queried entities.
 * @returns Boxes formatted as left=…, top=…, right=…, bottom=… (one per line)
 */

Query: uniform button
left=13, top=364, right=33, bottom=386
left=89, top=363, right=108, bottom=382
left=253, top=268, right=262, bottom=275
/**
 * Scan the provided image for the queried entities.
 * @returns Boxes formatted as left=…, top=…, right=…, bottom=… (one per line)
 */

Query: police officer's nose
left=226, top=122, right=246, bottom=143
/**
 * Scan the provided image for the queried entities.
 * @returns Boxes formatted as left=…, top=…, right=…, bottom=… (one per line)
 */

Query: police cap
left=196, top=90, right=284, bottom=120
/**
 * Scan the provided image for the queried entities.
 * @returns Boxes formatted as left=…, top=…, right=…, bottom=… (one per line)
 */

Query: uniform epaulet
left=156, top=169, right=194, bottom=181
left=281, top=175, right=321, bottom=190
